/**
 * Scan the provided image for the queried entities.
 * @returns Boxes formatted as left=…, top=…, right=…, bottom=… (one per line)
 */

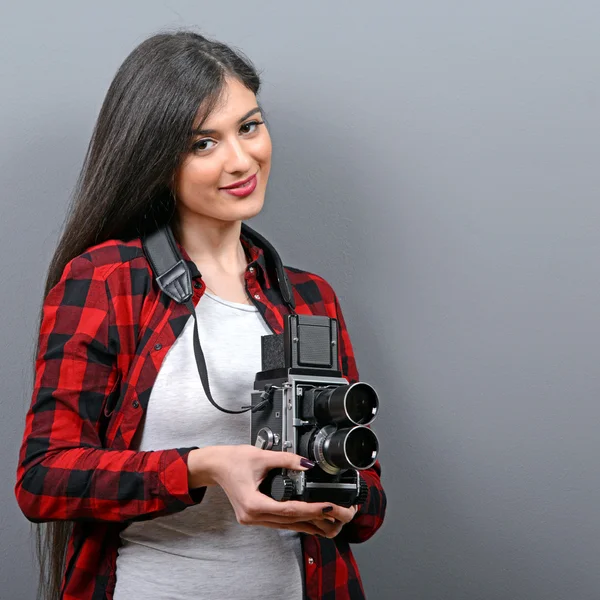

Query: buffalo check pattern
left=16, top=232, right=386, bottom=600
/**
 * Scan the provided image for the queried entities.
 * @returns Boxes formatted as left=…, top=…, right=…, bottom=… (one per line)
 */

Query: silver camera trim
left=286, top=372, right=349, bottom=454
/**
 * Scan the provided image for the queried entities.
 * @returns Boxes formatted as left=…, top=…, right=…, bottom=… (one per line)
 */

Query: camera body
left=250, top=314, right=380, bottom=507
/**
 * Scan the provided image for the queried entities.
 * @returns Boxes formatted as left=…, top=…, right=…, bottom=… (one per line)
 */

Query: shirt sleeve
left=15, top=255, right=206, bottom=524
left=332, top=290, right=387, bottom=543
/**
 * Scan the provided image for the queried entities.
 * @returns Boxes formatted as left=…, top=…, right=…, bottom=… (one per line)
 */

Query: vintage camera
left=250, top=314, right=380, bottom=507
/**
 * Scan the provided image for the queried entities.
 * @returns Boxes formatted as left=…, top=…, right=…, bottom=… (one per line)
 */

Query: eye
left=240, top=120, right=264, bottom=135
left=192, top=138, right=216, bottom=152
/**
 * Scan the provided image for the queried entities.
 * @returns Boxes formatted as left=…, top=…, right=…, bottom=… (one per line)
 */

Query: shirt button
left=254, top=294, right=260, bottom=300
left=308, top=557, right=314, bottom=565
left=154, top=343, right=162, bottom=351
left=132, top=400, right=140, bottom=408
left=248, top=266, right=254, bottom=273
left=194, top=281, right=202, bottom=289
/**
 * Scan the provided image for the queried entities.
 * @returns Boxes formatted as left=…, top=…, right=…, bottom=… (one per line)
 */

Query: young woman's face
left=173, top=77, right=272, bottom=226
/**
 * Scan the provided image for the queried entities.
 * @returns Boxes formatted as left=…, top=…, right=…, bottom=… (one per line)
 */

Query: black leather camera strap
left=187, top=295, right=252, bottom=414
left=143, top=224, right=251, bottom=414
left=143, top=224, right=294, bottom=415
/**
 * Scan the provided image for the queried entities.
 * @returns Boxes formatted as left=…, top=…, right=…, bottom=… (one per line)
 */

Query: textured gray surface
left=2, top=2, right=600, bottom=599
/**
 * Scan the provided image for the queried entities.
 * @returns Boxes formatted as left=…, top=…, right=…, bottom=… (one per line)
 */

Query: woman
left=15, top=30, right=386, bottom=600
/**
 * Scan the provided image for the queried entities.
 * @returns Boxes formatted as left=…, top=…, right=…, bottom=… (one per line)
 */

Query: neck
left=176, top=213, right=247, bottom=275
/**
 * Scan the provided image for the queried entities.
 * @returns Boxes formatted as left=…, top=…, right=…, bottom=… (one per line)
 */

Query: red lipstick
left=220, top=174, right=258, bottom=198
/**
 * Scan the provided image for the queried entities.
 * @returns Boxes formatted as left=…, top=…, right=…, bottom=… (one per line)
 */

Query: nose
left=223, top=137, right=252, bottom=175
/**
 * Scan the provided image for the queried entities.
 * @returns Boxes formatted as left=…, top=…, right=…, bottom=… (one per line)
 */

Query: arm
left=15, top=256, right=205, bottom=524
left=333, top=291, right=387, bottom=543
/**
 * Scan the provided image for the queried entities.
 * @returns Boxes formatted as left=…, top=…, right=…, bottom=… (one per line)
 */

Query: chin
left=238, top=201, right=265, bottom=221
left=220, top=194, right=265, bottom=222
left=238, top=190, right=265, bottom=213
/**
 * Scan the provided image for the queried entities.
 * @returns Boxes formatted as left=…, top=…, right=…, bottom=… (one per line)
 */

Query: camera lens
left=314, top=382, right=379, bottom=426
left=318, top=425, right=379, bottom=472
left=346, top=383, right=379, bottom=425
left=343, top=427, right=379, bottom=469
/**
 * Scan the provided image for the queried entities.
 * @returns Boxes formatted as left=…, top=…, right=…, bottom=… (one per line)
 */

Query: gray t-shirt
left=113, top=291, right=304, bottom=600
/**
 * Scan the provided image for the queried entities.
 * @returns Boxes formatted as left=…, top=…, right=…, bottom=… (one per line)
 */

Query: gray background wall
left=1, top=1, right=599, bottom=599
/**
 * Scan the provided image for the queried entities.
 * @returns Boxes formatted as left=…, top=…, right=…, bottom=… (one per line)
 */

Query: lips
left=220, top=173, right=256, bottom=190
left=219, top=173, right=258, bottom=198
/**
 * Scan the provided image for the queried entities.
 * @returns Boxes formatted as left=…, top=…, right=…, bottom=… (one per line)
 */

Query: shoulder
left=284, top=265, right=358, bottom=379
left=52, top=238, right=152, bottom=305
left=74, top=238, right=147, bottom=277
left=284, top=265, right=335, bottom=295
left=284, top=265, right=339, bottom=314
left=47, top=239, right=157, bottom=340
left=58, top=238, right=150, bottom=286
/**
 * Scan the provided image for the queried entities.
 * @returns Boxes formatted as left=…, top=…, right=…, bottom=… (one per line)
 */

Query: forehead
left=195, top=77, right=258, bottom=128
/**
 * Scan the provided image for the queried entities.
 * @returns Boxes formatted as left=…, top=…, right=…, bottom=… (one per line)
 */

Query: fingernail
left=325, top=517, right=336, bottom=523
left=300, top=458, right=316, bottom=469
left=322, top=506, right=334, bottom=514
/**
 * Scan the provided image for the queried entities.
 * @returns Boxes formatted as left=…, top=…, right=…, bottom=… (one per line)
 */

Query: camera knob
left=270, top=474, right=295, bottom=502
left=255, top=427, right=275, bottom=450
left=357, top=475, right=369, bottom=506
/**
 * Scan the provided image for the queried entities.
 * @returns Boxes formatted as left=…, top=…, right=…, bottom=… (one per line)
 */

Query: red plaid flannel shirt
left=15, top=232, right=386, bottom=599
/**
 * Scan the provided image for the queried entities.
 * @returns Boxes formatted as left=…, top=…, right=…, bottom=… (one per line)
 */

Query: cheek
left=256, top=133, right=273, bottom=166
left=177, top=157, right=222, bottom=192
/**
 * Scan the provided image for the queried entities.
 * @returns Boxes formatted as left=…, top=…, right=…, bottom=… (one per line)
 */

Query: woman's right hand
left=187, top=444, right=353, bottom=536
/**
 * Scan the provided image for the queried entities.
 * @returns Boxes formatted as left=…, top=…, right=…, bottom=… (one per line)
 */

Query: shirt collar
left=175, top=231, right=269, bottom=284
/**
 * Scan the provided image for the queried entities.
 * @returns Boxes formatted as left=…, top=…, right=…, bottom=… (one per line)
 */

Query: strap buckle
left=155, top=259, right=192, bottom=304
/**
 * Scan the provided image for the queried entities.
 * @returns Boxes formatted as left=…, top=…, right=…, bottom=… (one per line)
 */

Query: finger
left=254, top=512, right=338, bottom=525
left=320, top=504, right=358, bottom=524
left=253, top=509, right=339, bottom=526
left=237, top=493, right=335, bottom=524
left=250, top=496, right=344, bottom=521
left=261, top=518, right=342, bottom=538
left=309, top=519, right=344, bottom=538
left=308, top=519, right=342, bottom=537
left=262, top=450, right=316, bottom=472
left=252, top=520, right=327, bottom=537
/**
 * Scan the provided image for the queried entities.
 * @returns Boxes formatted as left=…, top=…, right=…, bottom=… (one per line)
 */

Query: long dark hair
left=36, top=29, right=261, bottom=600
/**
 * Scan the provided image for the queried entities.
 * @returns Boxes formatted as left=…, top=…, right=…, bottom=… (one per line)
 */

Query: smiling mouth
left=219, top=173, right=258, bottom=197
left=220, top=173, right=257, bottom=190
left=229, top=177, right=254, bottom=190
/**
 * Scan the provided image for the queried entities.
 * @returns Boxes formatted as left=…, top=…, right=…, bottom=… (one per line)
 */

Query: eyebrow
left=191, top=107, right=262, bottom=136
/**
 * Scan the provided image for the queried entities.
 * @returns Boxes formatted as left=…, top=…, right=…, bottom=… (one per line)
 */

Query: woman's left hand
left=254, top=503, right=358, bottom=538
left=309, top=504, right=358, bottom=538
